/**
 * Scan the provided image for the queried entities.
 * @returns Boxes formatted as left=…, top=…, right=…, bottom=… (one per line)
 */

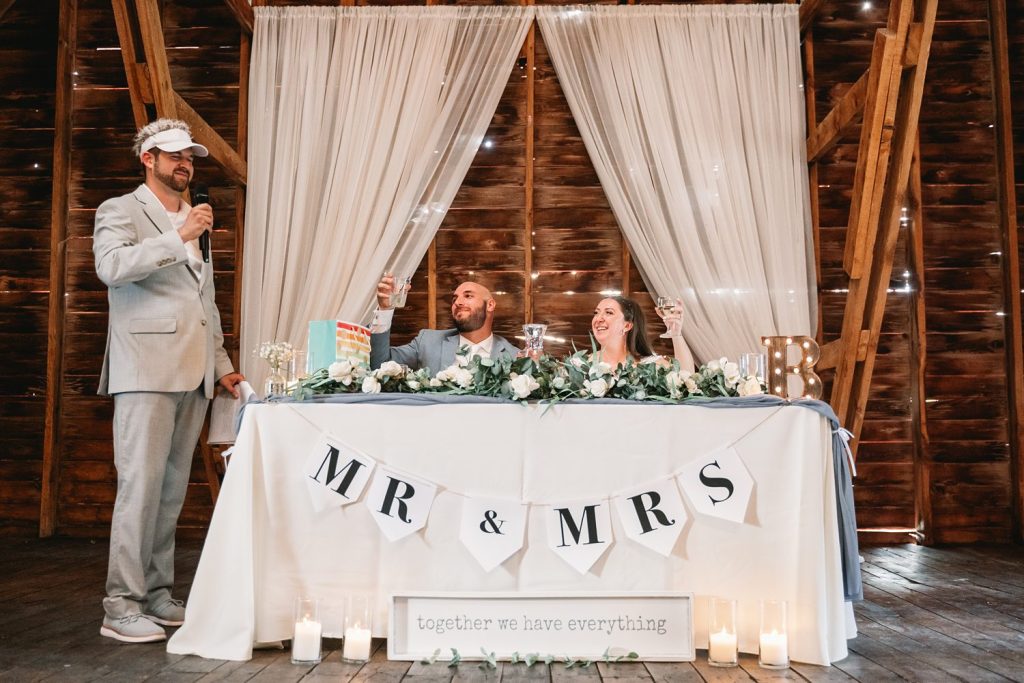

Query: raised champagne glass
left=656, top=296, right=679, bottom=339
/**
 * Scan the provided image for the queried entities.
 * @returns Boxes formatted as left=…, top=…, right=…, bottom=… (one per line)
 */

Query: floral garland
left=291, top=348, right=765, bottom=402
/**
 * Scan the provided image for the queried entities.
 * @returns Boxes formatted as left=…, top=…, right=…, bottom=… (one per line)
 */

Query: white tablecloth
left=168, top=401, right=854, bottom=664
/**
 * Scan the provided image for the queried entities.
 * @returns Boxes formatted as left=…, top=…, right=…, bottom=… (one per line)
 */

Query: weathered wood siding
left=0, top=0, right=1020, bottom=543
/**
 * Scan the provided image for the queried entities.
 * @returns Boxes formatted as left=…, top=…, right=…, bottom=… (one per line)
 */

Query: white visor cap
left=140, top=128, right=209, bottom=157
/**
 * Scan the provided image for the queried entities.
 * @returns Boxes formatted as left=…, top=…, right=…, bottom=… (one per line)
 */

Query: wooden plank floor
left=0, top=540, right=1023, bottom=681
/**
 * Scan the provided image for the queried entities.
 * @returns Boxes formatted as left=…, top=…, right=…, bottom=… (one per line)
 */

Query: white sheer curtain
left=242, top=6, right=533, bottom=385
left=537, top=5, right=815, bottom=363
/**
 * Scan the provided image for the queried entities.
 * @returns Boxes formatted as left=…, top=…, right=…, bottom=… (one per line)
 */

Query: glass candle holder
left=740, top=352, right=767, bottom=382
left=291, top=597, right=322, bottom=665
left=707, top=597, right=738, bottom=667
left=342, top=594, right=374, bottom=663
left=759, top=600, right=789, bottom=669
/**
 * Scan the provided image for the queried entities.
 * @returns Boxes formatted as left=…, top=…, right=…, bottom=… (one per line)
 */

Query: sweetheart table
left=168, top=396, right=857, bottom=664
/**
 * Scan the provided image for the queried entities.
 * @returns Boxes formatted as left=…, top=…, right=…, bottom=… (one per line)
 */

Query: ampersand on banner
left=479, top=510, right=506, bottom=535
left=460, top=496, right=527, bottom=572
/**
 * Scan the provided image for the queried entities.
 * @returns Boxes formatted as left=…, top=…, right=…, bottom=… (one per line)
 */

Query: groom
left=369, top=274, right=519, bottom=372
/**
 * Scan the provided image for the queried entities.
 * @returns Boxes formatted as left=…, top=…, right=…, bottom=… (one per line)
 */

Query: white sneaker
left=100, top=614, right=167, bottom=643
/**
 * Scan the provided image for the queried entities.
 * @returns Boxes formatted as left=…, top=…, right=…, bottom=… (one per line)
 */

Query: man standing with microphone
left=93, top=118, right=244, bottom=643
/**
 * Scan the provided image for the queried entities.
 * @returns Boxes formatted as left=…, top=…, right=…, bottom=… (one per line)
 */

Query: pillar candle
left=759, top=629, right=788, bottom=666
left=343, top=626, right=372, bottom=661
left=291, top=619, right=322, bottom=662
left=708, top=627, right=737, bottom=663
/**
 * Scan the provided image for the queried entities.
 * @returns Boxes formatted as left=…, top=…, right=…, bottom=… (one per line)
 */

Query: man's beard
left=454, top=306, right=487, bottom=333
left=155, top=167, right=189, bottom=192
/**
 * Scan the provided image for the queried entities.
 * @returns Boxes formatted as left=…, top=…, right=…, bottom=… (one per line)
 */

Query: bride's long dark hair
left=610, top=296, right=654, bottom=358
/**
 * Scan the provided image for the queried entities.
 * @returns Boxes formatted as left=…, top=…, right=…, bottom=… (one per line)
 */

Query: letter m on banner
left=545, top=498, right=612, bottom=575
left=304, top=436, right=376, bottom=512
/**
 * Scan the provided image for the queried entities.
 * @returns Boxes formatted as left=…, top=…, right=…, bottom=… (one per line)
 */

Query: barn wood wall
left=0, top=0, right=1020, bottom=543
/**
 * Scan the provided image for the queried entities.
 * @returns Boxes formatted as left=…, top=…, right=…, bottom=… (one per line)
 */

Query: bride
left=591, top=296, right=695, bottom=373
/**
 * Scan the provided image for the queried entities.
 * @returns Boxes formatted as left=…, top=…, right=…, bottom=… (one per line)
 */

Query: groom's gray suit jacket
left=370, top=328, right=519, bottom=374
left=93, top=185, right=234, bottom=398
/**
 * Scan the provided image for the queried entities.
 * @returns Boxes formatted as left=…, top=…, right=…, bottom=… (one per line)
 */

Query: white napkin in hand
left=208, top=380, right=258, bottom=444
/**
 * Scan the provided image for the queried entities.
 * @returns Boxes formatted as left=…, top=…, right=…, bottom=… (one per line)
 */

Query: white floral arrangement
left=293, top=347, right=766, bottom=403
left=257, top=341, right=294, bottom=370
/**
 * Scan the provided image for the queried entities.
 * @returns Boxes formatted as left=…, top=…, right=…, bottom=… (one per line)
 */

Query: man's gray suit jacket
left=370, top=328, right=519, bottom=374
left=93, top=185, right=234, bottom=398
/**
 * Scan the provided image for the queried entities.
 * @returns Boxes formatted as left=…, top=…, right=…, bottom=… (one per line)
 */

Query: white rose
left=361, top=376, right=381, bottom=394
left=585, top=377, right=609, bottom=398
left=594, top=361, right=613, bottom=376
left=738, top=376, right=763, bottom=396
left=435, top=365, right=458, bottom=383
left=552, top=376, right=566, bottom=390
left=570, top=356, right=585, bottom=369
left=406, top=379, right=421, bottom=391
left=682, top=371, right=699, bottom=394
left=705, top=358, right=721, bottom=372
left=453, top=367, right=474, bottom=388
left=509, top=373, right=540, bottom=399
left=634, top=389, right=647, bottom=400
left=429, top=377, right=443, bottom=387
left=378, top=360, right=404, bottom=378
left=665, top=371, right=683, bottom=398
left=723, top=361, right=741, bottom=386
left=328, top=360, right=353, bottom=381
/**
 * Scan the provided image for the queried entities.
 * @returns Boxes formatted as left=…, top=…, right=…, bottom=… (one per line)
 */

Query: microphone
left=192, top=183, right=211, bottom=263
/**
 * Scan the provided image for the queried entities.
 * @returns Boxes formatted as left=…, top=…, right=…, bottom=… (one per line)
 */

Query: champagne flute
left=655, top=296, right=679, bottom=339
left=523, top=323, right=547, bottom=361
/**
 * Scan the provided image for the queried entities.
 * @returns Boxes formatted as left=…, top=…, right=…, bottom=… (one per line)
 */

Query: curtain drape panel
left=537, top=5, right=815, bottom=363
left=242, top=6, right=533, bottom=386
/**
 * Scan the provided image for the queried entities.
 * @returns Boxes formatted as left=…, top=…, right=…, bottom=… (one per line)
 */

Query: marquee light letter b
left=761, top=335, right=822, bottom=400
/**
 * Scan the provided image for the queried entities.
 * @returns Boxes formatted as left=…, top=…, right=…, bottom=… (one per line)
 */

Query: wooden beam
left=906, top=135, right=932, bottom=545
left=803, top=27, right=823, bottom=341
left=843, top=0, right=937, bottom=444
left=989, top=0, right=1024, bottom=543
left=904, top=22, right=924, bottom=66
left=842, top=24, right=908, bottom=279
left=817, top=339, right=842, bottom=371
left=831, top=0, right=916, bottom=426
left=173, top=92, right=247, bottom=185
left=40, top=0, right=77, bottom=537
left=523, top=23, right=535, bottom=325
left=232, top=30, right=250, bottom=360
left=427, top=241, right=437, bottom=329
left=110, top=0, right=149, bottom=128
left=806, top=71, right=868, bottom=164
left=0, top=0, right=17, bottom=24
left=799, top=0, right=823, bottom=34
left=221, top=0, right=253, bottom=34
left=133, top=0, right=176, bottom=118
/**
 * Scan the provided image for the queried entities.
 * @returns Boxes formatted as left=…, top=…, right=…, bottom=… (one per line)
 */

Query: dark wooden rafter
left=39, top=0, right=77, bottom=538
left=826, top=0, right=938, bottom=453
left=906, top=136, right=931, bottom=545
left=110, top=0, right=247, bottom=185
left=426, top=0, right=437, bottom=329
left=803, top=27, right=823, bottom=342
left=798, top=0, right=823, bottom=34
left=523, top=20, right=536, bottom=325
left=222, top=0, right=253, bottom=34
left=988, top=0, right=1024, bottom=542
left=0, top=0, right=17, bottom=23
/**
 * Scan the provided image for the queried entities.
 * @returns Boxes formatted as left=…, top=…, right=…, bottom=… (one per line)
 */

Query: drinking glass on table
left=522, top=323, right=548, bottom=361
left=655, top=296, right=682, bottom=339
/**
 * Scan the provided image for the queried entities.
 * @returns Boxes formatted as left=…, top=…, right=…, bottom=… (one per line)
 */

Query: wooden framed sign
left=388, top=592, right=694, bottom=662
